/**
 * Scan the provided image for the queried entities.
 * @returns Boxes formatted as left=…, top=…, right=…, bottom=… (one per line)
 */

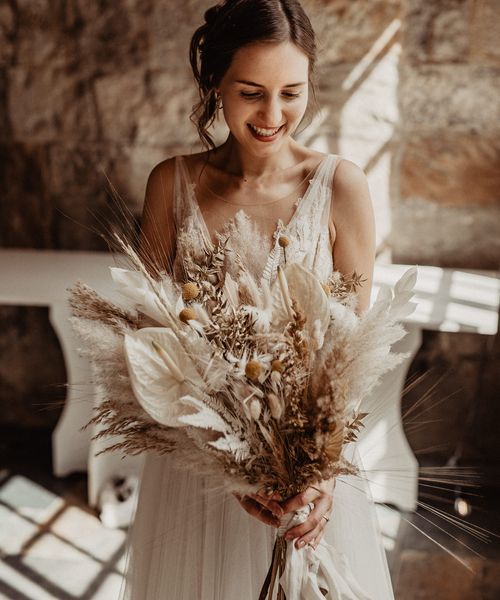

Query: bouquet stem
left=259, top=505, right=310, bottom=600
left=258, top=535, right=287, bottom=600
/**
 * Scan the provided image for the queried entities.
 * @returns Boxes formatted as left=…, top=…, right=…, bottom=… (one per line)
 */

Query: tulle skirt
left=119, top=446, right=394, bottom=600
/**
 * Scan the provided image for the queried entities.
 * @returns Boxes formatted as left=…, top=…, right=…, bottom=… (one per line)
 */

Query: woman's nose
left=258, top=96, right=283, bottom=127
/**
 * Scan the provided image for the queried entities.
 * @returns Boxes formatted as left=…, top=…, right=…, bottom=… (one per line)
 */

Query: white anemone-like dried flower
left=270, top=264, right=330, bottom=342
left=124, top=327, right=204, bottom=426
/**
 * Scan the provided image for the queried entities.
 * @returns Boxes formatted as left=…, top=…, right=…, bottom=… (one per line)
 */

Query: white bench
left=0, top=249, right=144, bottom=507
left=1, top=250, right=498, bottom=512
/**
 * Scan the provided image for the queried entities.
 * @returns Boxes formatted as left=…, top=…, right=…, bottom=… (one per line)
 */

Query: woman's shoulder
left=333, top=157, right=368, bottom=191
left=145, top=152, right=196, bottom=199
left=143, top=156, right=181, bottom=216
left=330, top=157, right=373, bottom=227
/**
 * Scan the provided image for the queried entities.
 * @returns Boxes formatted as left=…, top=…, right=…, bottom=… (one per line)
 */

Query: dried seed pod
left=267, top=393, right=283, bottom=419
left=250, top=398, right=262, bottom=420
left=179, top=307, right=197, bottom=323
left=270, top=371, right=282, bottom=384
left=245, top=360, right=262, bottom=381
left=182, top=282, right=200, bottom=301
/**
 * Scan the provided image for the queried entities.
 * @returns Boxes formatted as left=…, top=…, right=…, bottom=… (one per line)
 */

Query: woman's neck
left=210, top=135, right=304, bottom=183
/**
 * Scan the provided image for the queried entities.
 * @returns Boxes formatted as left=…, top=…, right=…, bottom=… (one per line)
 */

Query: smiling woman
left=123, top=1, right=388, bottom=599
left=220, top=42, right=309, bottom=148
left=188, top=0, right=319, bottom=151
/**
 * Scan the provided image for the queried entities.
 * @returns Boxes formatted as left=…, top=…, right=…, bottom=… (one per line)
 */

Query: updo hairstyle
left=189, top=0, right=319, bottom=150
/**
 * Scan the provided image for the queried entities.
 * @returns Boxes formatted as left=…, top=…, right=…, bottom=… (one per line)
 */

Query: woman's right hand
left=233, top=491, right=284, bottom=528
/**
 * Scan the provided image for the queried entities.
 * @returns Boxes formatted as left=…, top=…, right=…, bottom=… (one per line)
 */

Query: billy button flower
left=181, top=282, right=200, bottom=301
left=271, top=359, right=284, bottom=373
left=179, top=307, right=197, bottom=323
left=245, top=360, right=262, bottom=382
left=278, top=235, right=290, bottom=264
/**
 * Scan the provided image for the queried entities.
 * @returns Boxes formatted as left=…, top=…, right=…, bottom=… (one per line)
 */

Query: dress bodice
left=171, top=153, right=343, bottom=285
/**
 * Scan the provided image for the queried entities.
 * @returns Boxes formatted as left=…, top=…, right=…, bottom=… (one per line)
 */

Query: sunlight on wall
left=340, top=20, right=402, bottom=257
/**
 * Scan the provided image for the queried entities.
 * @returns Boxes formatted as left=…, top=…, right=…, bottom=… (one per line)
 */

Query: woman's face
left=217, top=41, right=310, bottom=153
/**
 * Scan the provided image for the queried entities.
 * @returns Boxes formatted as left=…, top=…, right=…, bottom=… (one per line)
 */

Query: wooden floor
left=1, top=428, right=499, bottom=599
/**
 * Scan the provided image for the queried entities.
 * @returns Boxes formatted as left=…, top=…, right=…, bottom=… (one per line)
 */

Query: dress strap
left=294, top=154, right=342, bottom=227
left=323, top=155, right=343, bottom=251
left=173, top=156, right=184, bottom=228
left=320, top=154, right=343, bottom=223
left=316, top=154, right=341, bottom=199
left=173, top=155, right=199, bottom=229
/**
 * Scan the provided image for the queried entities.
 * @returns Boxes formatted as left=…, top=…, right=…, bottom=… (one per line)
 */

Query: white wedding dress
left=119, top=152, right=395, bottom=599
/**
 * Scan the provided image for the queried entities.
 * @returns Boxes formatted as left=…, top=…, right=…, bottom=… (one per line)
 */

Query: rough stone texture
left=8, top=65, right=99, bottom=143
left=0, top=142, right=123, bottom=250
left=469, top=0, right=500, bottom=65
left=402, top=0, right=471, bottom=65
left=0, top=2, right=15, bottom=68
left=398, top=0, right=500, bottom=268
left=0, top=143, right=53, bottom=249
left=400, top=65, right=500, bottom=135
left=307, top=0, right=402, bottom=65
left=390, top=197, right=500, bottom=269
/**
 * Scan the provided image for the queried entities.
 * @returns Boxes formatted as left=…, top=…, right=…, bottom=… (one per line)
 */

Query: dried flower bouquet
left=68, top=232, right=417, bottom=599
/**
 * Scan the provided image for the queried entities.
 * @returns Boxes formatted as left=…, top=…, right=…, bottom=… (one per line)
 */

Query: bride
left=121, top=0, right=394, bottom=598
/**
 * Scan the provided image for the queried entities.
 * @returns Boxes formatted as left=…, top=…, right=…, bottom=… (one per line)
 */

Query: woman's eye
left=239, top=92, right=301, bottom=100
left=240, top=92, right=261, bottom=99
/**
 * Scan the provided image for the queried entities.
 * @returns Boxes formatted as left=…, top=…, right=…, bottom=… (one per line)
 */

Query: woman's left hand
left=279, top=478, right=335, bottom=550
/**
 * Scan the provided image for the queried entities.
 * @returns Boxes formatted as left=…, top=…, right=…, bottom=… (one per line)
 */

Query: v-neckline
left=179, top=153, right=331, bottom=257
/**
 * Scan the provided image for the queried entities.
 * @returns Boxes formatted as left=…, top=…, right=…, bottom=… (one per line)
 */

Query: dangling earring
left=215, top=91, right=223, bottom=110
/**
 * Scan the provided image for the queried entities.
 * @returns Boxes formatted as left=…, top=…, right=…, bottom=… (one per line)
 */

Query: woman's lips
left=247, top=123, right=285, bottom=142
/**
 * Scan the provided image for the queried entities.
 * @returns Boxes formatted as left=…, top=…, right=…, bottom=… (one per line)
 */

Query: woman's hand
left=280, top=478, right=335, bottom=550
left=232, top=491, right=284, bottom=528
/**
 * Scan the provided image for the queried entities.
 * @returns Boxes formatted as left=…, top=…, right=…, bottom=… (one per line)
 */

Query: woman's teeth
left=248, top=123, right=283, bottom=137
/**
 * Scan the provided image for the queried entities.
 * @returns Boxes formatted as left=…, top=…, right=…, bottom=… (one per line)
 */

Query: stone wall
left=394, top=0, right=500, bottom=268
left=0, top=1, right=498, bottom=470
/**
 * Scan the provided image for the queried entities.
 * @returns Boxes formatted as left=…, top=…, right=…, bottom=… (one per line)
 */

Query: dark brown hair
left=189, top=0, right=319, bottom=150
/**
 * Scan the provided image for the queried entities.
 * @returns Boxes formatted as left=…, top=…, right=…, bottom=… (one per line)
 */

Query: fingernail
left=298, top=539, right=306, bottom=548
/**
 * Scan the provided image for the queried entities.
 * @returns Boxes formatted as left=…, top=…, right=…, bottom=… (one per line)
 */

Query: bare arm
left=138, top=158, right=177, bottom=276
left=330, top=159, right=376, bottom=316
